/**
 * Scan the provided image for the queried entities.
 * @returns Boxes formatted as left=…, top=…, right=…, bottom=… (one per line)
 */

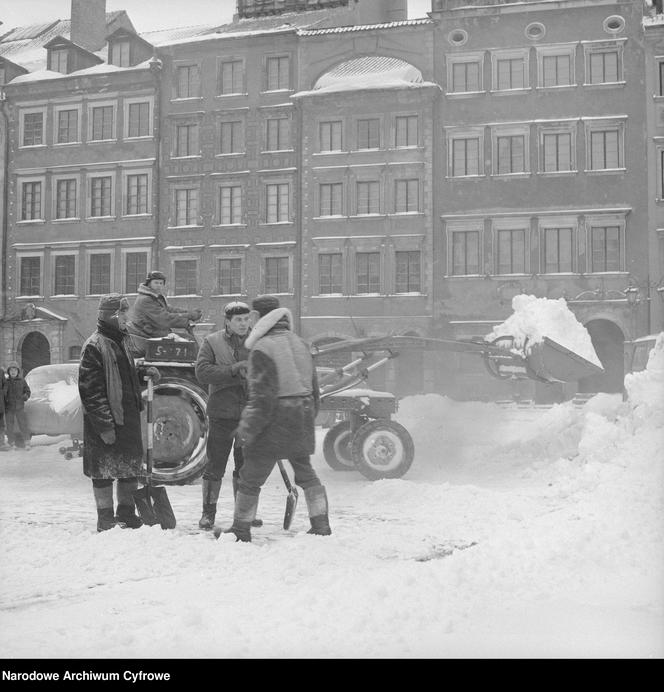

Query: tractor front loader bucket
left=521, top=337, right=604, bottom=384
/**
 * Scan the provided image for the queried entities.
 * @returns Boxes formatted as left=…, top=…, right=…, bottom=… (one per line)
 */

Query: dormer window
left=110, top=41, right=130, bottom=68
left=50, top=49, right=69, bottom=74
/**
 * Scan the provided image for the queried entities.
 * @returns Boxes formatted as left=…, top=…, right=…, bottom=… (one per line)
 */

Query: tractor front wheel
left=322, top=420, right=356, bottom=471
left=351, top=419, right=414, bottom=481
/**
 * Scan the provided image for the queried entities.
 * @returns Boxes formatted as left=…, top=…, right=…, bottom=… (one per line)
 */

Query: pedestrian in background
left=223, top=295, right=331, bottom=542
left=194, top=301, right=262, bottom=530
left=4, top=361, right=31, bottom=450
left=79, top=293, right=159, bottom=532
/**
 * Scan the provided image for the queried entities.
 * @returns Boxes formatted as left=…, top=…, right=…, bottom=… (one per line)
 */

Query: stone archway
left=578, top=319, right=625, bottom=394
left=20, top=331, right=51, bottom=374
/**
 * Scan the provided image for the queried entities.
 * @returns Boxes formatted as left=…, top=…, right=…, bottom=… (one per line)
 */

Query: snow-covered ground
left=1, top=334, right=662, bottom=659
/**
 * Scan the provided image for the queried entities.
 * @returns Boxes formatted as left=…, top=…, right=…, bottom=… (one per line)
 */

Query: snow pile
left=624, top=332, right=664, bottom=430
left=486, top=294, right=601, bottom=366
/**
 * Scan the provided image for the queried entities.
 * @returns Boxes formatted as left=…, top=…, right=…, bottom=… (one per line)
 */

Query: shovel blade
left=133, top=486, right=160, bottom=527
left=150, top=485, right=177, bottom=530
left=283, top=488, right=298, bottom=530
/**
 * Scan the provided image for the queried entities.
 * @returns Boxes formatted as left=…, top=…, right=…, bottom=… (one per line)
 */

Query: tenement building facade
left=0, top=0, right=662, bottom=401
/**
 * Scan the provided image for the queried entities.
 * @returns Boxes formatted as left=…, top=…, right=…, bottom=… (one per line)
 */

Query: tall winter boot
left=232, top=475, right=263, bottom=528
left=214, top=490, right=259, bottom=542
left=116, top=478, right=143, bottom=529
left=199, top=478, right=222, bottom=529
left=304, top=485, right=332, bottom=536
left=93, top=483, right=117, bottom=532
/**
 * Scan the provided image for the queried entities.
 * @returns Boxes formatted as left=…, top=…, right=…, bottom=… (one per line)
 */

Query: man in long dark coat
left=79, top=293, right=159, bottom=532
left=223, top=295, right=331, bottom=542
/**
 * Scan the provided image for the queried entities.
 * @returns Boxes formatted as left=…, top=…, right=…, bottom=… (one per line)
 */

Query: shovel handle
left=277, top=460, right=293, bottom=492
left=144, top=374, right=154, bottom=479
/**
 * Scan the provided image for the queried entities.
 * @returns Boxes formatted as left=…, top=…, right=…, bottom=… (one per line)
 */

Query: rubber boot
left=116, top=479, right=143, bottom=529
left=232, top=476, right=263, bottom=528
left=215, top=490, right=258, bottom=542
left=93, top=484, right=117, bottom=532
left=304, top=485, right=332, bottom=536
left=199, top=478, right=222, bottom=529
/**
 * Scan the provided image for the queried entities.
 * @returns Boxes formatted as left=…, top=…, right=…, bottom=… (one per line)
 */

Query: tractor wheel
left=322, top=421, right=356, bottom=471
left=145, top=377, right=208, bottom=486
left=351, top=419, right=414, bottom=481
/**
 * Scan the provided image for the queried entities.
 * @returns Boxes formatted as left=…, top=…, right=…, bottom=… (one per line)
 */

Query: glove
left=231, top=360, right=248, bottom=377
left=188, top=309, right=203, bottom=322
left=142, top=366, right=161, bottom=384
left=100, top=429, right=116, bottom=445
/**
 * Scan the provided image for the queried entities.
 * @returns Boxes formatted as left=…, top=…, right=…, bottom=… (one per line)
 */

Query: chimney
left=70, top=0, right=107, bottom=52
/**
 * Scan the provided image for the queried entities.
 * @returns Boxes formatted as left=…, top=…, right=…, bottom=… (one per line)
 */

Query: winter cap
left=145, top=270, right=167, bottom=285
left=98, top=294, right=130, bottom=314
left=251, top=295, right=280, bottom=318
left=224, top=301, right=251, bottom=318
left=7, top=361, right=19, bottom=371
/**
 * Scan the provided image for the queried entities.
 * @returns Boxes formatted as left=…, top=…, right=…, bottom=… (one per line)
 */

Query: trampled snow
left=1, top=334, right=662, bottom=659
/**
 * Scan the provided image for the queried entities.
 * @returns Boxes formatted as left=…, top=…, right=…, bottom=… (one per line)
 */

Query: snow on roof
left=298, top=18, right=434, bottom=35
left=139, top=24, right=219, bottom=47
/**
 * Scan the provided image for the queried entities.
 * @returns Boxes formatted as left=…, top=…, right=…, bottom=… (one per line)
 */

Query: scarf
left=94, top=323, right=134, bottom=426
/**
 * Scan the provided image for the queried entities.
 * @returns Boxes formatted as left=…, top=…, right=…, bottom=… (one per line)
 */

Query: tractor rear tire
left=322, top=421, right=356, bottom=471
left=351, top=419, right=414, bottom=481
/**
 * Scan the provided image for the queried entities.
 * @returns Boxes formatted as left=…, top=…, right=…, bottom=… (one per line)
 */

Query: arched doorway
left=578, top=319, right=625, bottom=394
left=20, top=331, right=51, bottom=374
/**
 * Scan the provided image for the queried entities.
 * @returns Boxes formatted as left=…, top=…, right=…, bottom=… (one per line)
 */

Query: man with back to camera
left=194, top=301, right=262, bottom=530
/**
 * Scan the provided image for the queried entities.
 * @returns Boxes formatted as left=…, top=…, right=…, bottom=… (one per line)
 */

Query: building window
left=541, top=53, right=572, bottom=87
left=90, top=176, right=113, bottom=217
left=56, top=109, right=78, bottom=144
left=319, top=183, right=343, bottom=217
left=264, top=256, right=289, bottom=293
left=176, top=64, right=200, bottom=98
left=217, top=258, right=242, bottom=295
left=319, top=253, right=342, bottom=294
left=543, top=227, right=573, bottom=273
left=175, top=123, right=199, bottom=157
left=395, top=115, right=418, bottom=148
left=495, top=55, right=527, bottom=90
left=451, top=231, right=480, bottom=275
left=497, top=229, right=526, bottom=274
left=55, top=179, right=77, bottom=219
left=174, top=259, right=198, bottom=295
left=127, top=101, right=150, bottom=138
left=266, top=117, right=290, bottom=151
left=90, top=105, right=114, bottom=141
left=590, top=225, right=621, bottom=272
left=450, top=60, right=481, bottom=93
left=89, top=253, right=111, bottom=294
left=220, top=121, right=244, bottom=154
left=450, top=136, right=482, bottom=177
left=125, top=252, right=147, bottom=293
left=266, top=183, right=289, bottom=223
left=175, top=188, right=199, bottom=226
left=265, top=56, right=289, bottom=91
left=320, top=121, right=342, bottom=152
left=218, top=59, right=243, bottom=95
left=68, top=346, right=81, bottom=360
left=54, top=255, right=76, bottom=295
left=541, top=130, right=574, bottom=172
left=20, top=257, right=41, bottom=295
left=357, top=118, right=380, bottom=150
left=356, top=181, right=380, bottom=215
left=21, top=181, right=42, bottom=221
left=110, top=41, right=130, bottom=67
left=50, top=49, right=68, bottom=74
left=495, top=134, right=526, bottom=174
left=659, top=61, right=664, bottom=96
left=661, top=150, right=664, bottom=199
left=588, top=126, right=622, bottom=170
left=356, top=252, right=380, bottom=294
left=394, top=179, right=419, bottom=213
left=587, top=47, right=620, bottom=84
left=126, top=174, right=149, bottom=215
left=22, top=112, right=44, bottom=146
left=395, top=251, right=421, bottom=293
left=219, top=185, right=243, bottom=224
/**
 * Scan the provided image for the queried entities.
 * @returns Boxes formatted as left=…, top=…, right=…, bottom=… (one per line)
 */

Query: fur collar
left=245, top=308, right=292, bottom=350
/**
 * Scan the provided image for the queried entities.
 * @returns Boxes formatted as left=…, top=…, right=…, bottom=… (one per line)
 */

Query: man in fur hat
left=221, top=295, right=331, bottom=542
left=127, top=270, right=203, bottom=355
left=79, top=293, right=160, bottom=532
left=194, top=301, right=262, bottom=530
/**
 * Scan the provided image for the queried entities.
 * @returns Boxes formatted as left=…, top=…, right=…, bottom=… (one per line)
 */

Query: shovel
left=133, top=375, right=176, bottom=530
left=276, top=460, right=298, bottom=530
